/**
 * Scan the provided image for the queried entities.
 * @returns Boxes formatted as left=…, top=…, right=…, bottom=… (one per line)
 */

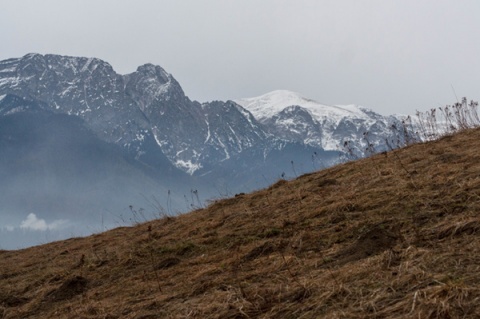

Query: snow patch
left=214, top=133, right=230, bottom=160
left=80, top=58, right=94, bottom=73
left=0, top=66, right=17, bottom=73
left=204, top=118, right=211, bottom=143
left=152, top=129, right=168, bottom=147
left=0, top=76, right=20, bottom=88
left=175, top=159, right=202, bottom=175
left=4, top=106, right=26, bottom=115
left=135, top=133, right=145, bottom=142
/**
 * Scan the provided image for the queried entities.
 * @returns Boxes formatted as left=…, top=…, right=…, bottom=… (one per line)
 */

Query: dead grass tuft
left=44, top=276, right=88, bottom=302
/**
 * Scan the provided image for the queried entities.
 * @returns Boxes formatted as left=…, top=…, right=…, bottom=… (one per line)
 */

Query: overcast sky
left=1, top=0, right=479, bottom=115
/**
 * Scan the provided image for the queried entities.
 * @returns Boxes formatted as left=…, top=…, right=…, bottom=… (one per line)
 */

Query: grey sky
left=1, top=0, right=479, bottom=115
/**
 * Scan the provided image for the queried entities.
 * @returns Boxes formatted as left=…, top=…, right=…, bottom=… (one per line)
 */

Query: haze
left=1, top=0, right=479, bottom=115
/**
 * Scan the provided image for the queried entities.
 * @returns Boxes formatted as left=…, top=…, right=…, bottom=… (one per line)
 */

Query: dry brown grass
left=2, top=128, right=480, bottom=318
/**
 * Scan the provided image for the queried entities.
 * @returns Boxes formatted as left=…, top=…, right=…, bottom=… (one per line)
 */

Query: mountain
left=235, top=90, right=408, bottom=158
left=0, top=54, right=271, bottom=175
left=0, top=54, right=407, bottom=173
left=1, top=127, right=480, bottom=318
left=0, top=53, right=409, bottom=248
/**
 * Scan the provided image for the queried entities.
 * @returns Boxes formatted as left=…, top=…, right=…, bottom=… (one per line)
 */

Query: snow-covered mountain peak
left=233, top=90, right=402, bottom=154
left=234, top=90, right=369, bottom=124
left=234, top=90, right=310, bottom=120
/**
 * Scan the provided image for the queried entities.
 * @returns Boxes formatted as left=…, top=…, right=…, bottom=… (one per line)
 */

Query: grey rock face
left=0, top=54, right=277, bottom=175
left=0, top=54, right=149, bottom=146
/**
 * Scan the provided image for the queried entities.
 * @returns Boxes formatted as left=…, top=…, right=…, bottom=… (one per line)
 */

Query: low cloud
left=20, top=213, right=67, bottom=231
left=2, top=225, right=15, bottom=232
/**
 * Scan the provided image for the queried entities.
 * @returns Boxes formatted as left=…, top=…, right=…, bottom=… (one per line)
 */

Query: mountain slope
left=1, top=127, right=480, bottom=318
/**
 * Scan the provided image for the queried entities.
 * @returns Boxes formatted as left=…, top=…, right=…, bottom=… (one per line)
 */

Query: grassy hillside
left=2, top=127, right=480, bottom=318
